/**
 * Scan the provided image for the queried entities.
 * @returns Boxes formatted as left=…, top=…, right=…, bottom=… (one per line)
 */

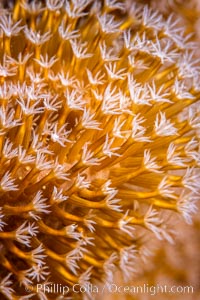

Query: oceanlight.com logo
left=25, top=282, right=194, bottom=297
left=101, top=283, right=194, bottom=296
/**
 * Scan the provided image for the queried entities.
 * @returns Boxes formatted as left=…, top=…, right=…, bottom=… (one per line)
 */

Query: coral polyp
left=0, top=0, right=199, bottom=299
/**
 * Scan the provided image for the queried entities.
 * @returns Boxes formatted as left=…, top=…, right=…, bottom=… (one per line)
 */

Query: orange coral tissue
left=0, top=0, right=199, bottom=299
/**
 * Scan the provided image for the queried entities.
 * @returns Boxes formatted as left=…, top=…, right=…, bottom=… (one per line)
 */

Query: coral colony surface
left=0, top=0, right=199, bottom=299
